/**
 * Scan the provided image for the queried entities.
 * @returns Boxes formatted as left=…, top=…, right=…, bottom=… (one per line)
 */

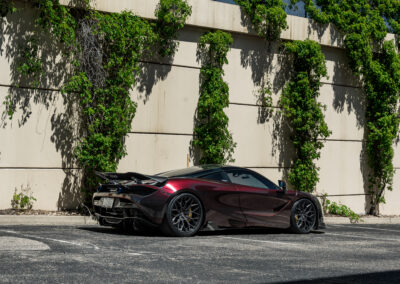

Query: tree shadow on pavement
left=271, top=270, right=400, bottom=284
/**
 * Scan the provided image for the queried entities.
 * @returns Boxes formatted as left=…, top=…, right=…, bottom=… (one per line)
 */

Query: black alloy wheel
left=290, top=199, right=317, bottom=234
left=161, top=193, right=204, bottom=237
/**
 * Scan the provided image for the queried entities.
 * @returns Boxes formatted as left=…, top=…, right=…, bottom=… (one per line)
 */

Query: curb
left=0, top=215, right=97, bottom=226
left=325, top=216, right=400, bottom=225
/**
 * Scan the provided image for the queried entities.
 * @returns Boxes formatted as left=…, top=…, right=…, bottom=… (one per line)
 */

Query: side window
left=225, top=170, right=268, bottom=189
left=201, top=172, right=228, bottom=182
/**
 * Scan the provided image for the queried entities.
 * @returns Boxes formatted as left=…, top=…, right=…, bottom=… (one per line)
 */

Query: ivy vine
left=154, top=0, right=192, bottom=57
left=294, top=0, right=400, bottom=214
left=281, top=39, right=330, bottom=193
left=235, top=0, right=289, bottom=40
left=3, top=0, right=191, bottom=202
left=63, top=11, right=157, bottom=197
left=194, top=30, right=236, bottom=164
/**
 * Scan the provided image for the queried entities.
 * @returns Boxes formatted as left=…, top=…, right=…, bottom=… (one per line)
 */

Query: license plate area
left=101, top=197, right=114, bottom=208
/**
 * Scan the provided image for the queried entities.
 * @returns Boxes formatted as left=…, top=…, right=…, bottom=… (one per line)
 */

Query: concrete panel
left=133, top=64, right=199, bottom=134
left=380, top=171, right=400, bottom=215
left=322, top=46, right=360, bottom=87
left=170, top=28, right=202, bottom=68
left=316, top=141, right=365, bottom=196
left=0, top=87, right=78, bottom=168
left=320, top=84, right=365, bottom=141
left=0, top=169, right=82, bottom=210
left=226, top=37, right=279, bottom=106
left=118, top=133, right=193, bottom=175
left=394, top=142, right=400, bottom=168
left=227, top=104, right=294, bottom=168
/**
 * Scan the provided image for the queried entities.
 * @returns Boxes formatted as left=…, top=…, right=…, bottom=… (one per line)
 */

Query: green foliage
left=62, top=11, right=156, bottom=198
left=0, top=0, right=16, bottom=17
left=10, top=0, right=192, bottom=201
left=34, top=0, right=79, bottom=49
left=235, top=0, right=288, bottom=40
left=194, top=31, right=236, bottom=164
left=281, top=40, right=330, bottom=192
left=16, top=38, right=43, bottom=85
left=322, top=196, right=361, bottom=223
left=154, top=0, right=192, bottom=57
left=11, top=185, right=37, bottom=210
left=296, top=0, right=400, bottom=214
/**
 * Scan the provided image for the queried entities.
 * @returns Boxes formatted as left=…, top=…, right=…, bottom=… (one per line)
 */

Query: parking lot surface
left=0, top=224, right=399, bottom=283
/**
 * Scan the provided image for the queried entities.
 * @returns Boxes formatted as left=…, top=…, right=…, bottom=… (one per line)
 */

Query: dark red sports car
left=93, top=165, right=325, bottom=237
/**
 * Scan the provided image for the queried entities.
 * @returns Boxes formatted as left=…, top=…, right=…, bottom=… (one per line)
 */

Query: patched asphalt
left=0, top=224, right=399, bottom=283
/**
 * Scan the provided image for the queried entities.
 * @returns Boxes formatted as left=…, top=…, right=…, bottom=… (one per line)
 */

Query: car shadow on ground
left=198, top=228, right=324, bottom=236
left=78, top=225, right=325, bottom=237
left=78, top=226, right=164, bottom=237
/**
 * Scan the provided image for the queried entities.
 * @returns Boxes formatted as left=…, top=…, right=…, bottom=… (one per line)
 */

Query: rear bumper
left=94, top=212, right=157, bottom=227
left=92, top=191, right=169, bottom=225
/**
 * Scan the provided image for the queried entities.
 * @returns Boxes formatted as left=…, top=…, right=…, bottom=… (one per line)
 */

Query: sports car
left=93, top=165, right=325, bottom=237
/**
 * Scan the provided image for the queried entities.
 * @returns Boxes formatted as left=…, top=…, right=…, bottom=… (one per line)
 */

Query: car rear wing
left=95, top=171, right=168, bottom=184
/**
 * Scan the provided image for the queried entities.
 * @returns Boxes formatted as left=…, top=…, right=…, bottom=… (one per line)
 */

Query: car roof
left=157, top=165, right=244, bottom=178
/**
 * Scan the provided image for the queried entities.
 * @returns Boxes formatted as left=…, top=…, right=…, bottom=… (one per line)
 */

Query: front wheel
left=161, top=193, right=204, bottom=237
left=290, top=199, right=317, bottom=234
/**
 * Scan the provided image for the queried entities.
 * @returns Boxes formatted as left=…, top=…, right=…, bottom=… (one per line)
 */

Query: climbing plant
left=3, top=0, right=191, bottom=201
left=154, top=0, right=192, bottom=57
left=281, top=39, right=330, bottom=193
left=292, top=0, right=400, bottom=214
left=194, top=30, right=236, bottom=164
left=63, top=12, right=157, bottom=198
left=235, top=0, right=288, bottom=40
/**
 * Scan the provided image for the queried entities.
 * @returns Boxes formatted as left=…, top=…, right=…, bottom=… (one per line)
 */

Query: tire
left=161, top=193, right=204, bottom=237
left=290, top=199, right=317, bottom=234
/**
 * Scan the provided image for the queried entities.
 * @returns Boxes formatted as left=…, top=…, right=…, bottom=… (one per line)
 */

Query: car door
left=197, top=171, right=247, bottom=228
left=224, top=169, right=292, bottom=228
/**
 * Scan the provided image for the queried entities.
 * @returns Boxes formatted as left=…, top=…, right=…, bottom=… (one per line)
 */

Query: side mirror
left=278, top=180, right=287, bottom=194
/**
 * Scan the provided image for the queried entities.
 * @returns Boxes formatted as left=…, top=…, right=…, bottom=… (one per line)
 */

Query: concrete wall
left=0, top=0, right=398, bottom=214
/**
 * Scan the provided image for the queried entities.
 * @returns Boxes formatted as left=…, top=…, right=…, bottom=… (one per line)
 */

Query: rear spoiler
left=95, top=171, right=168, bottom=184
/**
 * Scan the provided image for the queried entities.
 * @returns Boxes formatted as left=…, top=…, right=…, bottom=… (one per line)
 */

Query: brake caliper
left=188, top=207, right=192, bottom=221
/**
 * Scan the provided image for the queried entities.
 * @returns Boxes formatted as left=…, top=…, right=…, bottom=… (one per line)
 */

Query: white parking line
left=0, top=230, right=150, bottom=256
left=330, top=224, right=400, bottom=233
left=0, top=229, right=100, bottom=250
left=127, top=252, right=143, bottom=256
left=219, top=236, right=302, bottom=247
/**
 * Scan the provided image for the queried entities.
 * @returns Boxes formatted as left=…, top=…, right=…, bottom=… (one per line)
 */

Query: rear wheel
left=161, top=193, right=204, bottom=237
left=290, top=199, right=317, bottom=234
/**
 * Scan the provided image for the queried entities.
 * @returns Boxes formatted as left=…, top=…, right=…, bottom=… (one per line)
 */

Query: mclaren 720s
left=93, top=165, right=325, bottom=237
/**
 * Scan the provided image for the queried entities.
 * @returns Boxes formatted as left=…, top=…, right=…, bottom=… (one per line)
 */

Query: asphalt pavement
left=0, top=224, right=399, bottom=283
